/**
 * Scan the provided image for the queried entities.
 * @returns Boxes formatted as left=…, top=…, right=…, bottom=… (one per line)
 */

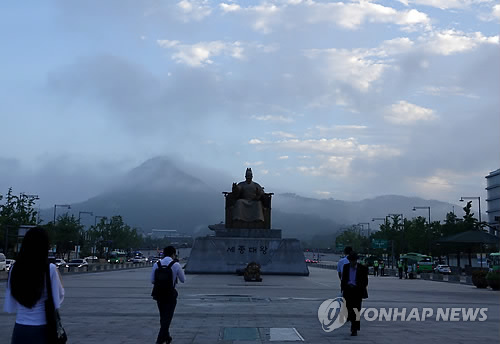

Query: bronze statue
left=231, top=168, right=265, bottom=223
left=223, top=168, right=273, bottom=229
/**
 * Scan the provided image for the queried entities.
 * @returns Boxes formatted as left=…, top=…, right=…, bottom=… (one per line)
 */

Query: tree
left=0, top=188, right=39, bottom=255
left=46, top=214, right=82, bottom=261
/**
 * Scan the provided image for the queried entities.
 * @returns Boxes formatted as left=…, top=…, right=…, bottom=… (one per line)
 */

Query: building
left=485, top=168, right=500, bottom=235
left=149, top=229, right=193, bottom=247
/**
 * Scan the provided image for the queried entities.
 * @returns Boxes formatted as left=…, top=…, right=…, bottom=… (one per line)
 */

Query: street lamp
left=413, top=206, right=431, bottom=224
left=78, top=211, right=94, bottom=224
left=53, top=204, right=71, bottom=223
left=459, top=196, right=481, bottom=225
left=358, top=222, right=371, bottom=237
left=94, top=216, right=107, bottom=226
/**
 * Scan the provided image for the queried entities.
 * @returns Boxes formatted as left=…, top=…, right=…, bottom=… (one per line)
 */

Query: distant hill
left=39, top=156, right=462, bottom=240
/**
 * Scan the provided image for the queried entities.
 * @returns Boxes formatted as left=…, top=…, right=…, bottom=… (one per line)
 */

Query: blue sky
left=1, top=0, right=499, bottom=208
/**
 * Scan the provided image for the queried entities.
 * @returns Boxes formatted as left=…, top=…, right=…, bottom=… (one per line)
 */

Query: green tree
left=0, top=188, right=39, bottom=255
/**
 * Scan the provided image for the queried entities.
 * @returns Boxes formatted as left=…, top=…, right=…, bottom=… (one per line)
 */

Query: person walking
left=373, top=259, right=379, bottom=276
left=151, top=246, right=185, bottom=344
left=3, top=227, right=65, bottom=344
left=337, top=246, right=353, bottom=280
left=380, top=260, right=385, bottom=276
left=398, top=260, right=404, bottom=279
left=341, top=252, right=369, bottom=336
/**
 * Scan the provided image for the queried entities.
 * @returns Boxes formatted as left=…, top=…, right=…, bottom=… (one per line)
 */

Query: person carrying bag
left=3, top=227, right=65, bottom=344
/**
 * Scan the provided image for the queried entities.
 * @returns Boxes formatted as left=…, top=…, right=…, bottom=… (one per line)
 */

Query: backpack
left=151, top=260, right=176, bottom=300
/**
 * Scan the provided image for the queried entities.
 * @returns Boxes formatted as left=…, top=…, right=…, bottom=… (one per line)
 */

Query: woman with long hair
left=3, top=226, right=64, bottom=344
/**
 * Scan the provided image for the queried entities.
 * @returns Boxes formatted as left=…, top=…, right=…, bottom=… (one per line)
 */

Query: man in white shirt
left=337, top=246, right=353, bottom=280
left=151, top=246, right=185, bottom=344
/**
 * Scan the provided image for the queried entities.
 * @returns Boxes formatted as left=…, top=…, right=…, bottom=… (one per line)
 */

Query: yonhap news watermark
left=318, top=297, right=489, bottom=332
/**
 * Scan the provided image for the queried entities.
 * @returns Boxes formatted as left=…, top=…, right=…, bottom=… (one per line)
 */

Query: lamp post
left=53, top=204, right=71, bottom=223
left=358, top=222, right=371, bottom=237
left=78, top=211, right=94, bottom=224
left=459, top=196, right=481, bottom=226
left=413, top=206, right=431, bottom=224
left=413, top=206, right=432, bottom=255
left=94, top=216, right=107, bottom=226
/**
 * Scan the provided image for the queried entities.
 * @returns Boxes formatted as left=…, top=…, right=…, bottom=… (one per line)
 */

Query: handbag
left=45, top=264, right=68, bottom=344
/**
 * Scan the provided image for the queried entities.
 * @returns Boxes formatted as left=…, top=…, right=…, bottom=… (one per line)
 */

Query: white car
left=55, top=258, right=67, bottom=268
left=132, top=256, right=147, bottom=263
left=66, top=259, right=89, bottom=269
left=0, top=253, right=6, bottom=271
left=6, top=259, right=15, bottom=272
left=84, top=256, right=98, bottom=262
left=434, top=265, right=452, bottom=274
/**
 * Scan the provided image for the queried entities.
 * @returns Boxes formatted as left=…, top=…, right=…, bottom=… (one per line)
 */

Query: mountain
left=39, top=156, right=462, bottom=240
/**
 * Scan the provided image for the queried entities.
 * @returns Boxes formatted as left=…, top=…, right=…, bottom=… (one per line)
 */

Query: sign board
left=336, top=242, right=345, bottom=251
left=371, top=239, right=389, bottom=249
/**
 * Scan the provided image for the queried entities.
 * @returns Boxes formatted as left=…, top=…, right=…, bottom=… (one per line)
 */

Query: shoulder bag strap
left=46, top=264, right=54, bottom=305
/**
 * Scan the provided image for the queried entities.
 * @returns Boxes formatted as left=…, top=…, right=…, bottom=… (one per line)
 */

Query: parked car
left=55, top=258, right=67, bottom=268
left=0, top=253, right=6, bottom=271
left=434, top=265, right=452, bottom=274
left=84, top=256, right=98, bottom=263
left=5, top=259, right=15, bottom=272
left=66, top=259, right=89, bottom=270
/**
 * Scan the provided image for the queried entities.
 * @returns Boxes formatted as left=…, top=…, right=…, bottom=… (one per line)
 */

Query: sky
left=0, top=0, right=499, bottom=209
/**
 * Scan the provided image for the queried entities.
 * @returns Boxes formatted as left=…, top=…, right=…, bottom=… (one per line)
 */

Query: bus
left=108, top=250, right=126, bottom=264
left=400, top=252, right=433, bottom=273
left=489, top=253, right=500, bottom=272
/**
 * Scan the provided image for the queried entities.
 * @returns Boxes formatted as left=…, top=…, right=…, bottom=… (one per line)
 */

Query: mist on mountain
left=38, top=156, right=462, bottom=241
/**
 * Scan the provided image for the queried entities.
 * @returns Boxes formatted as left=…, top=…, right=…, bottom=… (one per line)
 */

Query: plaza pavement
left=1, top=266, right=499, bottom=344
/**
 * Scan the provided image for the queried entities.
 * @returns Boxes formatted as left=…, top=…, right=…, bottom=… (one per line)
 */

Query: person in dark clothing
left=151, top=246, right=185, bottom=344
left=341, top=252, right=369, bottom=336
left=398, top=260, right=404, bottom=279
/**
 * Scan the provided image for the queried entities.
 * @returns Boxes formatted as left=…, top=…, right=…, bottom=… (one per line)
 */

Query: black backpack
left=151, top=260, right=176, bottom=300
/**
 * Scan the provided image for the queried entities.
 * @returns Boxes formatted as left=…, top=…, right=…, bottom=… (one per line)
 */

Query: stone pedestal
left=185, top=228, right=309, bottom=276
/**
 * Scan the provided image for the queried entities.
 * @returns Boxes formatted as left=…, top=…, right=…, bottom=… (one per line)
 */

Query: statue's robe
left=232, top=181, right=265, bottom=222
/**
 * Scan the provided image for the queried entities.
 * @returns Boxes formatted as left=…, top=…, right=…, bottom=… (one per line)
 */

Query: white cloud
left=278, top=155, right=289, bottom=160
left=298, top=156, right=353, bottom=177
left=421, top=30, right=499, bottom=56
left=419, top=86, right=479, bottom=98
left=249, top=139, right=263, bottom=145
left=251, top=114, right=295, bottom=123
left=220, top=0, right=429, bottom=33
left=251, top=3, right=281, bottom=34
left=407, top=0, right=493, bottom=10
left=303, top=0, right=430, bottom=30
left=384, top=101, right=437, bottom=125
left=494, top=4, right=500, bottom=19
left=220, top=3, right=241, bottom=13
left=157, top=39, right=276, bottom=67
left=309, top=125, right=368, bottom=137
left=272, top=131, right=296, bottom=138
left=305, top=48, right=388, bottom=91
left=244, top=161, right=264, bottom=166
left=177, top=0, right=212, bottom=22
left=250, top=137, right=401, bottom=159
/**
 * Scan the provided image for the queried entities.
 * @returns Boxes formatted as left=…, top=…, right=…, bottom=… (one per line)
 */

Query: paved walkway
left=1, top=267, right=499, bottom=343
